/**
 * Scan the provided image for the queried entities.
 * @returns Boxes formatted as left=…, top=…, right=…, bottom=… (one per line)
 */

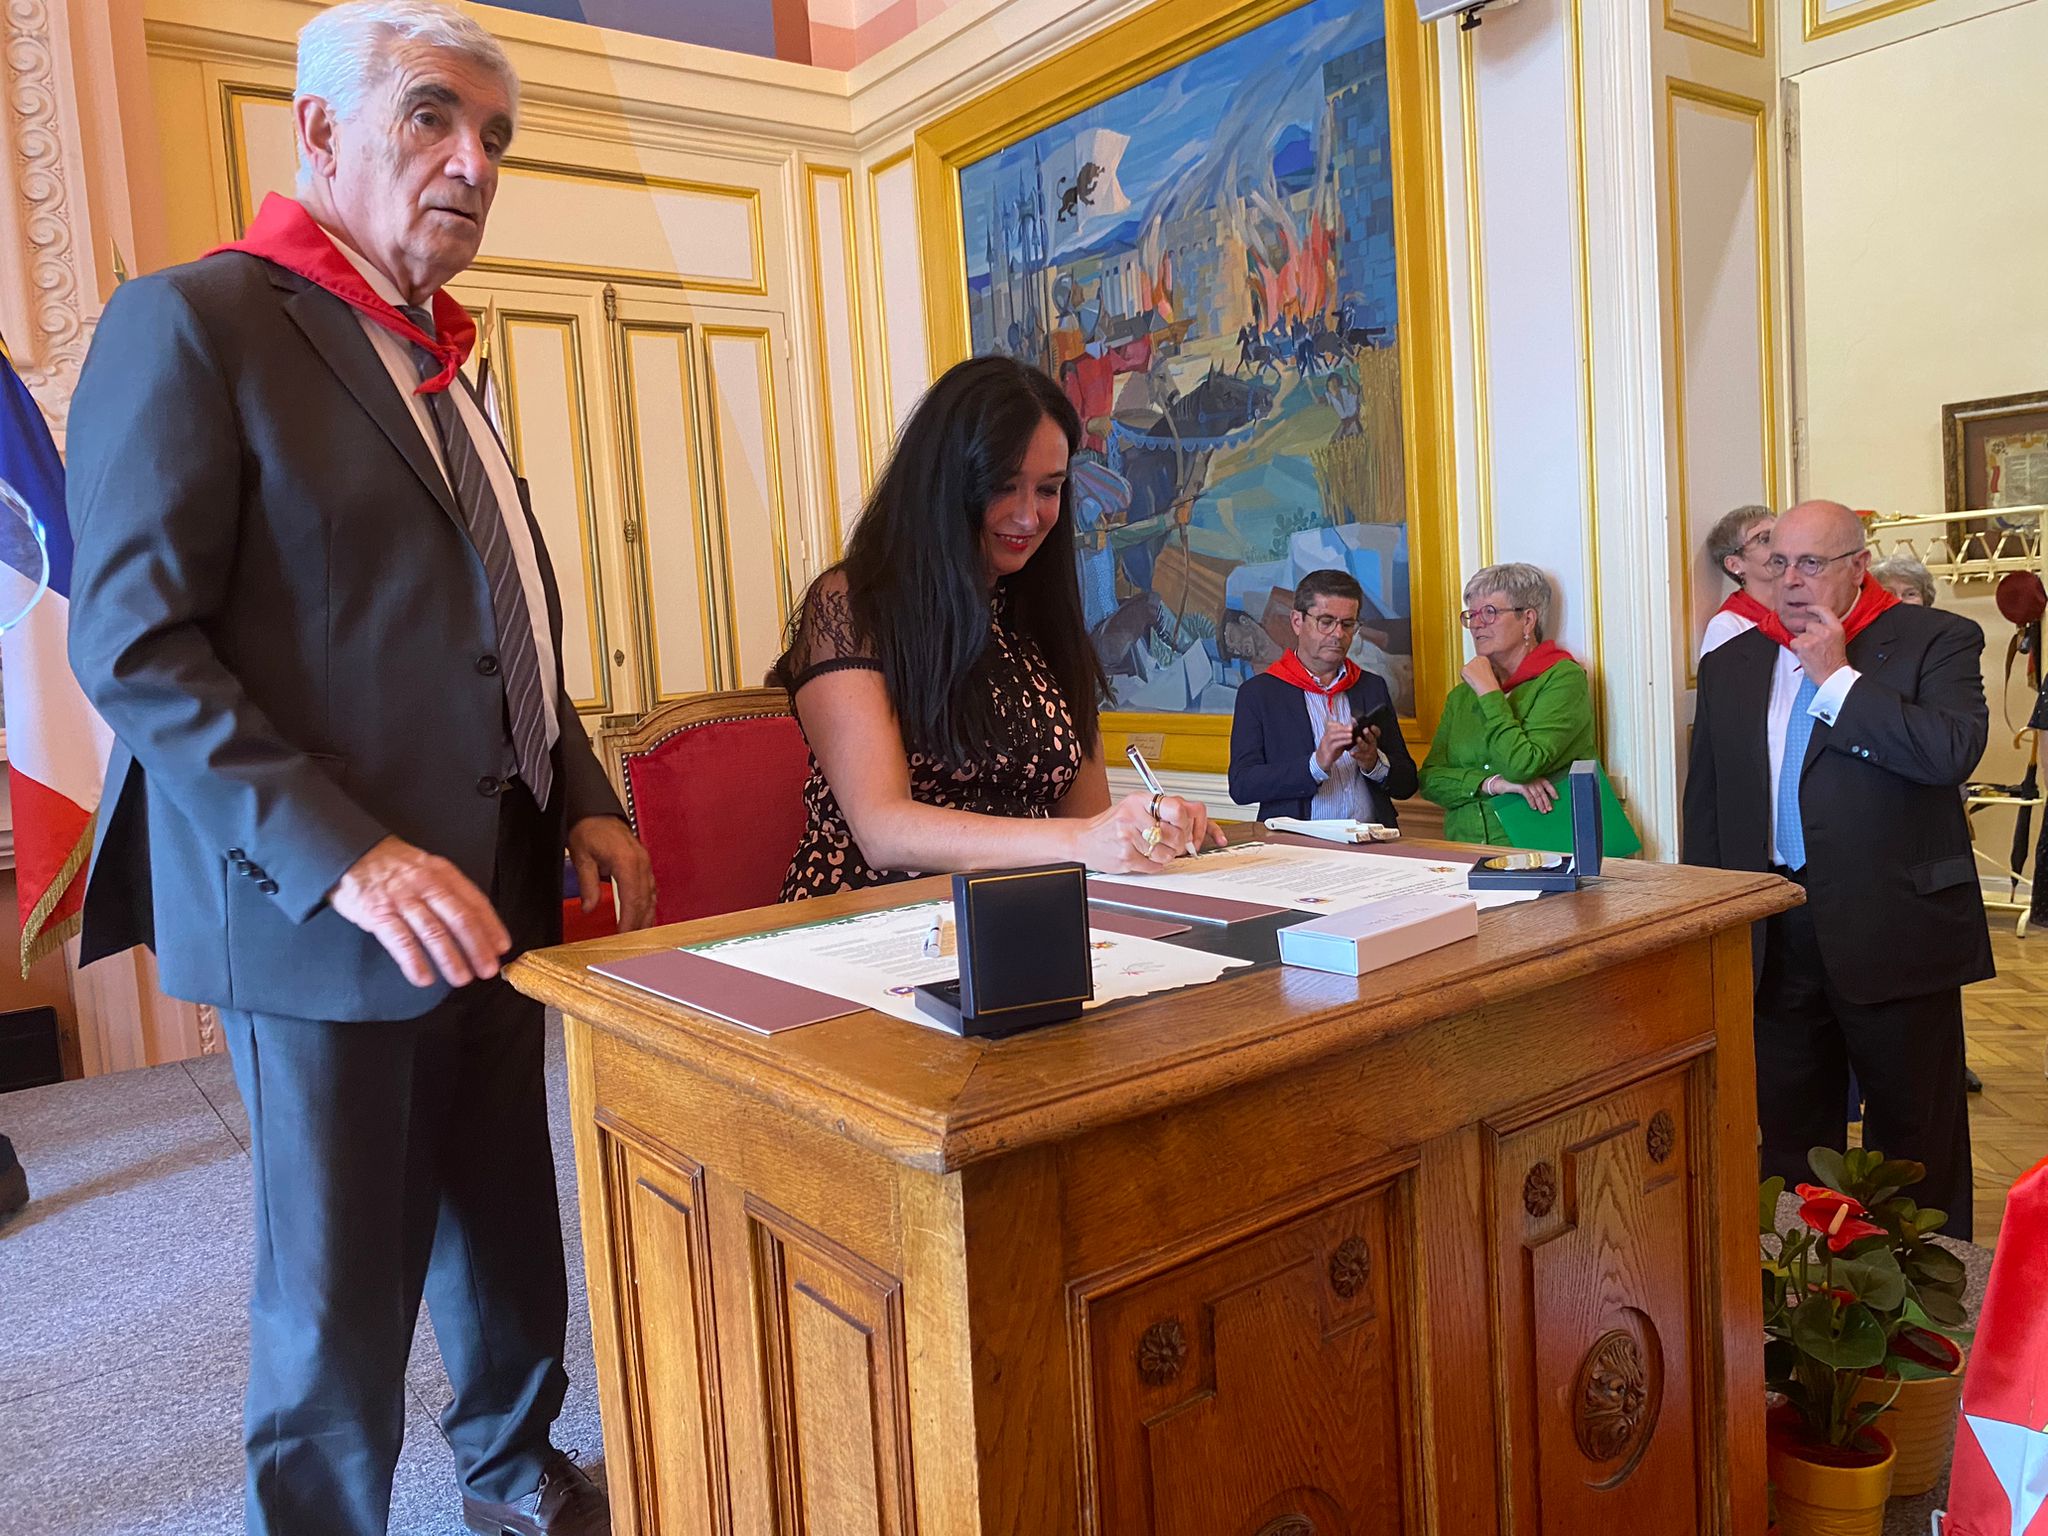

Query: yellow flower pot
left=1768, top=1426, right=1894, bottom=1536
left=1850, top=1351, right=1966, bottom=1499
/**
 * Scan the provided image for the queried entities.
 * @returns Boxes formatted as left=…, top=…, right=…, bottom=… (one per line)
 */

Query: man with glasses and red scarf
left=1684, top=499, right=1990, bottom=1238
left=1228, top=568, right=1418, bottom=826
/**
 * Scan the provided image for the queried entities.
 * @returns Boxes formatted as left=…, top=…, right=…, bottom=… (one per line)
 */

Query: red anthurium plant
left=1761, top=1146, right=1971, bottom=1451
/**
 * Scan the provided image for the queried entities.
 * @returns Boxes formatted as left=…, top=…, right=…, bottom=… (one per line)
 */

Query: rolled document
left=1263, top=817, right=1401, bottom=845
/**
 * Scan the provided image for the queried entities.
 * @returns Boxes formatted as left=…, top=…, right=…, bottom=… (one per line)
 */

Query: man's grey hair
left=296, top=0, right=519, bottom=126
left=1870, top=553, right=1937, bottom=606
left=1463, top=562, right=1554, bottom=641
left=1706, top=503, right=1773, bottom=584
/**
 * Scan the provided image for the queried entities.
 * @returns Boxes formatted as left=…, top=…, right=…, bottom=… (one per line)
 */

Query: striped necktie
left=1775, top=671, right=1819, bottom=870
left=399, top=306, right=553, bottom=810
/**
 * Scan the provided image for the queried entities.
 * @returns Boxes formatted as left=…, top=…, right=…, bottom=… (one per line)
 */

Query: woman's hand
left=1461, top=654, right=1502, bottom=696
left=1483, top=774, right=1557, bottom=814
left=1073, top=792, right=1225, bottom=873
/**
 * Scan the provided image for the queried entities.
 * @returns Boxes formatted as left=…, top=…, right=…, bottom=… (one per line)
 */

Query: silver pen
left=1125, top=743, right=1166, bottom=801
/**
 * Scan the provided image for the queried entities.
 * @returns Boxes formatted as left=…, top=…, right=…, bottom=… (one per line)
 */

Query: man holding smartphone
left=1228, top=568, right=1417, bottom=824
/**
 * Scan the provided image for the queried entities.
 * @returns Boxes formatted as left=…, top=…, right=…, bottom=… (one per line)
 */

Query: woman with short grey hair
left=1871, top=553, right=1937, bottom=607
left=1418, top=562, right=1596, bottom=843
left=1700, top=503, right=1778, bottom=656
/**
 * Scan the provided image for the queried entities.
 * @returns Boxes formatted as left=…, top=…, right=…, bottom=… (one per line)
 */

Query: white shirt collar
left=317, top=223, right=421, bottom=319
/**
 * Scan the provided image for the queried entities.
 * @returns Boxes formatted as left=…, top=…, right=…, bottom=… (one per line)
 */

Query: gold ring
left=1149, top=791, right=1164, bottom=820
left=1141, top=825, right=1162, bottom=848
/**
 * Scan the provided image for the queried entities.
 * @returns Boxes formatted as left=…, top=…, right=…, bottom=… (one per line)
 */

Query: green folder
left=1490, top=761, right=1642, bottom=858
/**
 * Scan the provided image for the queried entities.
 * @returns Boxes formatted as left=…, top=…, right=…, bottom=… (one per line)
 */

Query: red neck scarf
left=1267, top=647, right=1361, bottom=696
left=1768, top=575, right=1901, bottom=650
left=1501, top=640, right=1574, bottom=692
left=211, top=193, right=475, bottom=393
left=1718, top=587, right=1792, bottom=646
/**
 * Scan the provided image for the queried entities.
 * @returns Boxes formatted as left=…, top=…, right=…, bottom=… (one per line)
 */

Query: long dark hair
left=772, top=355, right=1106, bottom=762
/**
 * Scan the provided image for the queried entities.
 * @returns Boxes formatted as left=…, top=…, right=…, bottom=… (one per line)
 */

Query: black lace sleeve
left=785, top=571, right=881, bottom=690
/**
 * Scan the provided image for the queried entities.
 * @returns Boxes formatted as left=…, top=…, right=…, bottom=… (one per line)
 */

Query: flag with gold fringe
left=0, top=340, right=112, bottom=973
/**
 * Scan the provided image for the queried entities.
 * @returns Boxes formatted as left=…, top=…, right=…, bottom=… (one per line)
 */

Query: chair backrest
left=611, top=688, right=811, bottom=926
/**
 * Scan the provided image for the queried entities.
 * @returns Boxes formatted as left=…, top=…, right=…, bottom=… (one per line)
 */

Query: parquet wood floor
left=1961, top=930, right=2048, bottom=1246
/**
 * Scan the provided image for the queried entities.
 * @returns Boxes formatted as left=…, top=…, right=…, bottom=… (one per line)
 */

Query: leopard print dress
left=778, top=575, right=1085, bottom=901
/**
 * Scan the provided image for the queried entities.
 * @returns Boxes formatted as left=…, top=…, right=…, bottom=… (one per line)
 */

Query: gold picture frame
left=913, top=0, right=1457, bottom=774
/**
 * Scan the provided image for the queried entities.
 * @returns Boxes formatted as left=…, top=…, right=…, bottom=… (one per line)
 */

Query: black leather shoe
left=462, top=1450, right=609, bottom=1536
left=0, top=1137, right=26, bottom=1225
left=1965, top=1066, right=1984, bottom=1093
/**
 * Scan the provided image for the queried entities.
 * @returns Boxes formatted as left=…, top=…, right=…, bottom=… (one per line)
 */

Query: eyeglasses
left=1741, top=528, right=1773, bottom=551
left=1304, top=613, right=1360, bottom=637
left=1764, top=549, right=1862, bottom=579
left=1459, top=604, right=1529, bottom=628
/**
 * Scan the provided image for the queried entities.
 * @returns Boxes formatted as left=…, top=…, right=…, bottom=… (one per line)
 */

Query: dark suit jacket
left=66, top=253, right=624, bottom=1022
left=1680, top=605, right=1992, bottom=1007
left=1228, top=668, right=1417, bottom=823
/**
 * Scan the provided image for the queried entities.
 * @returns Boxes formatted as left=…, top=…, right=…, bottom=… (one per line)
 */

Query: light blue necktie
left=1776, top=672, right=1819, bottom=869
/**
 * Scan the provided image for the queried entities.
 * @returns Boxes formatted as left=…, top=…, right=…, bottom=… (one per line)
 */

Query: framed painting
left=915, top=0, right=1454, bottom=774
left=1943, top=389, right=2048, bottom=569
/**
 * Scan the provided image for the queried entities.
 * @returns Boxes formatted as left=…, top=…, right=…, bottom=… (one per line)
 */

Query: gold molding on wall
left=218, top=82, right=770, bottom=295
left=701, top=324, right=797, bottom=639
left=612, top=318, right=728, bottom=702
left=496, top=309, right=614, bottom=714
left=863, top=144, right=913, bottom=442
left=1802, top=0, right=1939, bottom=41
left=1664, top=0, right=1767, bottom=55
left=804, top=163, right=873, bottom=561
left=1663, top=79, right=1777, bottom=688
left=1458, top=25, right=1495, bottom=572
left=1566, top=0, right=1605, bottom=740
left=908, top=0, right=1455, bottom=770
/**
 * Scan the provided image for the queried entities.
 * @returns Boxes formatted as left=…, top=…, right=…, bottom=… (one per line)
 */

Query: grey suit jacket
left=66, top=252, right=624, bottom=1021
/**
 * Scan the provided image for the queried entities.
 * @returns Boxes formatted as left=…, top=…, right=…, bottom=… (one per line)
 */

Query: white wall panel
left=1668, top=85, right=1771, bottom=673
left=808, top=166, right=870, bottom=553
left=621, top=324, right=718, bottom=700
left=704, top=326, right=796, bottom=689
left=870, top=152, right=928, bottom=434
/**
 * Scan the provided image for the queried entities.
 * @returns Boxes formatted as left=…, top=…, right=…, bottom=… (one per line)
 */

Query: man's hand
left=1314, top=715, right=1357, bottom=773
left=1791, top=603, right=1850, bottom=685
left=329, top=835, right=510, bottom=988
left=1462, top=654, right=1501, bottom=696
left=570, top=815, right=657, bottom=932
left=1350, top=722, right=1382, bottom=771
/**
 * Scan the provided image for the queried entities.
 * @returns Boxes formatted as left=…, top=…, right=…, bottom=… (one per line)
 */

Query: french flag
left=0, top=348, right=112, bottom=974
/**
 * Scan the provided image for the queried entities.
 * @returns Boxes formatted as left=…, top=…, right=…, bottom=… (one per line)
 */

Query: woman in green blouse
left=1419, top=562, right=1596, bottom=845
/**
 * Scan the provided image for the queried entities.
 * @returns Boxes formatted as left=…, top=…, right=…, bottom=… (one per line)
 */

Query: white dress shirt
left=1766, top=644, right=1859, bottom=866
left=1699, top=607, right=1756, bottom=658
left=326, top=234, right=560, bottom=749
left=1303, top=685, right=1391, bottom=820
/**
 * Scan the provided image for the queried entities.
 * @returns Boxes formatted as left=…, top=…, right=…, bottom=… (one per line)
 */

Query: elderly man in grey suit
left=66, top=4, right=653, bottom=1532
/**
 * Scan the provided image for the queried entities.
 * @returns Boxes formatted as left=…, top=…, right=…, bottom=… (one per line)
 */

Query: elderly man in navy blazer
left=1228, top=569, right=1417, bottom=824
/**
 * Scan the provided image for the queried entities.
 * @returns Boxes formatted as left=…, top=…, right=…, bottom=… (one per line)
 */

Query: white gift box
left=1277, top=891, right=1479, bottom=976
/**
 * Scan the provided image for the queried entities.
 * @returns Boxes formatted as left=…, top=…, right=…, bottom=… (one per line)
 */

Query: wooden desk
left=508, top=848, right=1796, bottom=1536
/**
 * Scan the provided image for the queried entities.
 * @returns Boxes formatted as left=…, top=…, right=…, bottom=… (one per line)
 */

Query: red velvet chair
left=607, top=687, right=813, bottom=928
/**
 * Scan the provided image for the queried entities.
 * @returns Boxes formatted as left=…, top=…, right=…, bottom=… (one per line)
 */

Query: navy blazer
left=1228, top=668, right=1418, bottom=823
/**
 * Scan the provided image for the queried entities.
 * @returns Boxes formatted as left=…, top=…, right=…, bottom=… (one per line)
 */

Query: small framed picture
left=1943, top=389, right=2048, bottom=567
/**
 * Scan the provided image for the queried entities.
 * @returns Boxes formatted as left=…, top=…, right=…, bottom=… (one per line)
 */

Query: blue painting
left=962, top=0, right=1413, bottom=717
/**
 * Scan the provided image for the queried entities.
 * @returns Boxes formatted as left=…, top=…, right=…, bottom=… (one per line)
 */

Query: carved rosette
left=1574, top=1329, right=1653, bottom=1465
left=1646, top=1110, right=1676, bottom=1165
left=1327, top=1236, right=1371, bottom=1300
left=1136, top=1318, right=1187, bottom=1386
left=2, top=0, right=94, bottom=426
left=1254, top=1518, right=1316, bottom=1536
left=1523, top=1161, right=1557, bottom=1218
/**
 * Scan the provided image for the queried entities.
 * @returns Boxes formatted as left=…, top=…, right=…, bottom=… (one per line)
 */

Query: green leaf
left=1835, top=1253, right=1906, bottom=1311
left=1792, top=1300, right=1888, bottom=1371
left=1912, top=1208, right=1947, bottom=1235
left=1808, top=1147, right=1851, bottom=1192
left=1914, top=1246, right=1966, bottom=1285
left=1918, top=1289, right=1968, bottom=1327
left=1871, top=1158, right=1926, bottom=1193
left=1760, top=1175, right=1786, bottom=1233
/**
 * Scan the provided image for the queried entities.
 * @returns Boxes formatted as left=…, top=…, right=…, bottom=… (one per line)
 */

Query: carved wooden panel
left=1492, top=1071, right=1700, bottom=1534
left=747, top=1195, right=915, bottom=1536
left=597, top=1118, right=732, bottom=1534
left=1082, top=1184, right=1407, bottom=1536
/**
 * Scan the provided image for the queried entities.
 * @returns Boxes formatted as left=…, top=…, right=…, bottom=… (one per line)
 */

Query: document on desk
left=687, top=900, right=1250, bottom=1029
left=1110, top=841, right=1541, bottom=914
